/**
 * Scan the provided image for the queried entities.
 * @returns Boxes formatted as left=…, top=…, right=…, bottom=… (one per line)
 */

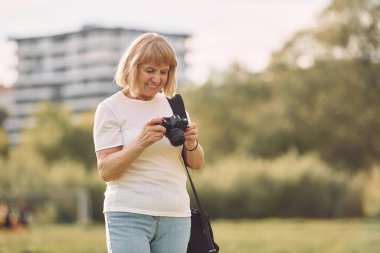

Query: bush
left=189, top=151, right=363, bottom=218
left=362, top=166, right=380, bottom=218
left=0, top=149, right=105, bottom=224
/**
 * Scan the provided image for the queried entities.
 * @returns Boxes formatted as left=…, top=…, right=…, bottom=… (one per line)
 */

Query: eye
left=161, top=70, right=169, bottom=75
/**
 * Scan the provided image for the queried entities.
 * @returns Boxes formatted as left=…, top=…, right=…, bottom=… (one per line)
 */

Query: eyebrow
left=144, top=66, right=169, bottom=71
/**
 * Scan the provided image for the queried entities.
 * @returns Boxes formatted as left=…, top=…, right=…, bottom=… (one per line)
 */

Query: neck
left=123, top=89, right=154, bottom=101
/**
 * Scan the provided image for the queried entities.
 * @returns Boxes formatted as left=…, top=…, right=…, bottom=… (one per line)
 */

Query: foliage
left=180, top=64, right=271, bottom=163
left=269, top=0, right=380, bottom=68
left=0, top=149, right=48, bottom=191
left=189, top=152, right=363, bottom=218
left=265, top=0, right=380, bottom=171
left=316, top=0, right=380, bottom=62
left=263, top=60, right=380, bottom=171
left=0, top=147, right=103, bottom=223
left=20, top=102, right=96, bottom=170
left=0, top=103, right=102, bottom=223
left=183, top=60, right=380, bottom=171
left=0, top=128, right=9, bottom=159
left=0, top=106, right=7, bottom=126
left=181, top=0, right=380, bottom=172
left=0, top=107, right=9, bottom=159
left=361, top=166, right=380, bottom=217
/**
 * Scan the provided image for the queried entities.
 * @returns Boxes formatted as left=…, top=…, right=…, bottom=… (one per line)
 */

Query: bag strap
left=168, top=94, right=219, bottom=253
left=167, top=94, right=207, bottom=217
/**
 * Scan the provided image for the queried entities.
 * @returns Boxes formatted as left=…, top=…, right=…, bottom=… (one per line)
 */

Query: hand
left=137, top=117, right=166, bottom=148
left=184, top=123, right=198, bottom=149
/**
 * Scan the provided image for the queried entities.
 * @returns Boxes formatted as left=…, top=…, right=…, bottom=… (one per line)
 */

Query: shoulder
left=156, top=92, right=169, bottom=103
left=102, top=91, right=125, bottom=107
left=95, top=91, right=124, bottom=118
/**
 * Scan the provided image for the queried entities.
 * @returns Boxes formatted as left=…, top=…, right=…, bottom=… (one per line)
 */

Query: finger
left=139, top=130, right=165, bottom=146
left=185, top=134, right=198, bottom=142
left=185, top=124, right=196, bottom=132
left=186, top=136, right=197, bottom=142
left=148, top=124, right=166, bottom=133
left=146, top=117, right=164, bottom=126
left=185, top=128, right=198, bottom=135
left=142, top=125, right=165, bottom=138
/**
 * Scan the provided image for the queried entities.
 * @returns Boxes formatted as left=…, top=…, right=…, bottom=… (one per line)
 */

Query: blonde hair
left=114, top=33, right=178, bottom=98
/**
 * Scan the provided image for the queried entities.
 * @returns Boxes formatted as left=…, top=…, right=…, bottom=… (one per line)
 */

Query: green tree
left=0, top=107, right=9, bottom=158
left=59, top=111, right=96, bottom=169
left=0, top=106, right=7, bottom=126
left=263, top=61, right=380, bottom=171
left=0, top=128, right=9, bottom=159
left=20, top=102, right=96, bottom=170
left=270, top=0, right=380, bottom=69
left=181, top=63, right=271, bottom=162
left=265, top=0, right=380, bottom=171
left=182, top=0, right=380, bottom=172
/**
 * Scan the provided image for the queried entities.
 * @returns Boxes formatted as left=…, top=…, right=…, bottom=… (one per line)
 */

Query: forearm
left=184, top=141, right=204, bottom=169
left=98, top=141, right=145, bottom=182
left=97, top=117, right=167, bottom=182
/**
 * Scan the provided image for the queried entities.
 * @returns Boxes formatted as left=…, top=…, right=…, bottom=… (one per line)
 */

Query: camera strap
left=167, top=94, right=187, bottom=121
left=166, top=94, right=208, bottom=219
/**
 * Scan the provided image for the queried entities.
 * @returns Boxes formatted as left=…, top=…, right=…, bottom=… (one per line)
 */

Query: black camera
left=158, top=115, right=189, bottom=146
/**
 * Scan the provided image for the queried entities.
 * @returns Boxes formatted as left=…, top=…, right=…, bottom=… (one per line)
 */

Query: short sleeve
left=93, top=102, right=124, bottom=151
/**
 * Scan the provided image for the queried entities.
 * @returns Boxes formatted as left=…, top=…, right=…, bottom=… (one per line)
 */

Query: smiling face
left=115, top=33, right=178, bottom=98
left=134, top=63, right=170, bottom=101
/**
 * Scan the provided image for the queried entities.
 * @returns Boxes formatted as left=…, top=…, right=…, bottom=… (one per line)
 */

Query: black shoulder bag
left=167, top=94, right=220, bottom=253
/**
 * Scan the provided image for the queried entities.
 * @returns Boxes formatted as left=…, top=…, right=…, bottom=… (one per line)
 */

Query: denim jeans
left=105, top=212, right=191, bottom=253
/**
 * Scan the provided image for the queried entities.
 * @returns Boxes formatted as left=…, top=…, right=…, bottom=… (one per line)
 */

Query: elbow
left=99, top=169, right=118, bottom=182
left=98, top=161, right=125, bottom=182
left=99, top=172, right=110, bottom=182
left=98, top=162, right=115, bottom=182
left=98, top=166, right=110, bottom=182
left=191, top=164, right=203, bottom=170
left=188, top=157, right=204, bottom=170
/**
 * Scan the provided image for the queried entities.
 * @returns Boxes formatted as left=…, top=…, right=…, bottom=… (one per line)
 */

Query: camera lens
left=166, top=129, right=185, bottom=146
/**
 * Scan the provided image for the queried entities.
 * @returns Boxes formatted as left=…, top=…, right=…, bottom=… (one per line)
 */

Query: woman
left=93, top=33, right=204, bottom=253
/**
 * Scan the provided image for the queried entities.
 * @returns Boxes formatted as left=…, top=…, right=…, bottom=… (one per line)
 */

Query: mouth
left=146, top=83, right=160, bottom=89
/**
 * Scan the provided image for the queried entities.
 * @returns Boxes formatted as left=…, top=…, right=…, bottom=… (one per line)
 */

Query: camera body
left=158, top=115, right=189, bottom=146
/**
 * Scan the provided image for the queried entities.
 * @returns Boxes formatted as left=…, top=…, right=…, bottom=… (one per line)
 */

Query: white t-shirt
left=93, top=91, right=191, bottom=217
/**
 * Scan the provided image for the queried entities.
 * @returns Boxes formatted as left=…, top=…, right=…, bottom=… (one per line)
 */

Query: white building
left=5, top=25, right=190, bottom=145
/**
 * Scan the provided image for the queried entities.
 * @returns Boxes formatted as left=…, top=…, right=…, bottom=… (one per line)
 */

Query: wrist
left=132, top=139, right=147, bottom=152
left=185, top=140, right=198, bottom=151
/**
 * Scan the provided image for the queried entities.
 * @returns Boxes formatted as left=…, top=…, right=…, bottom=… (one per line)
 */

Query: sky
left=0, top=0, right=331, bottom=85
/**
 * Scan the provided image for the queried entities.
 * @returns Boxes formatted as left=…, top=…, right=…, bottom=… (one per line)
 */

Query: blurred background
left=1, top=0, right=380, bottom=252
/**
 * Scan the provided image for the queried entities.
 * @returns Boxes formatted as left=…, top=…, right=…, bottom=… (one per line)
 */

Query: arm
left=96, top=117, right=165, bottom=182
left=183, top=122, right=204, bottom=169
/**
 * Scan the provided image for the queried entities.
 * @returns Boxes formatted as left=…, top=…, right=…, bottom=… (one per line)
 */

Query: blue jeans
left=105, top=212, right=191, bottom=253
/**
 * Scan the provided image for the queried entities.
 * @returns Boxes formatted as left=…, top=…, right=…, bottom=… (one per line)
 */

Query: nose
left=152, top=72, right=161, bottom=84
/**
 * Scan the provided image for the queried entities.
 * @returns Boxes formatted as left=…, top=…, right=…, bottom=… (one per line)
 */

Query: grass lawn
left=214, top=219, right=380, bottom=253
left=0, top=219, right=379, bottom=253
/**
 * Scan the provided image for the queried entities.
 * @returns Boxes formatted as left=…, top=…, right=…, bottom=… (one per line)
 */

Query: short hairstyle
left=114, top=33, right=178, bottom=98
